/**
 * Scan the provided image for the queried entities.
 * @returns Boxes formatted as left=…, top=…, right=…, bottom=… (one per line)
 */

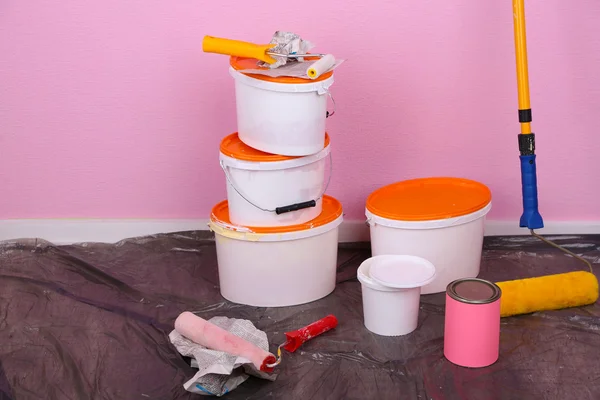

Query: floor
left=0, top=232, right=599, bottom=399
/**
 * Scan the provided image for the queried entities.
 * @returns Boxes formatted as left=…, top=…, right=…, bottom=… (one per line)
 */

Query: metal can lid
left=446, top=278, right=502, bottom=304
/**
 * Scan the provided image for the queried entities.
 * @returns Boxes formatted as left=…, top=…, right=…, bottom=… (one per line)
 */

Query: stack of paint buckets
left=209, top=56, right=342, bottom=307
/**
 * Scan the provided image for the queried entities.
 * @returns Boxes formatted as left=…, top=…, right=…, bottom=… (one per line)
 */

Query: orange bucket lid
left=211, top=195, right=343, bottom=234
left=230, top=56, right=334, bottom=84
left=366, top=177, right=492, bottom=221
left=220, top=132, right=330, bottom=162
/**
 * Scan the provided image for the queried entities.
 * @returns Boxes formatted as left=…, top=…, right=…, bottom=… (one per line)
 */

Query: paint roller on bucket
left=307, top=55, right=336, bottom=79
left=495, top=0, right=598, bottom=318
left=174, top=312, right=338, bottom=373
left=202, top=35, right=337, bottom=79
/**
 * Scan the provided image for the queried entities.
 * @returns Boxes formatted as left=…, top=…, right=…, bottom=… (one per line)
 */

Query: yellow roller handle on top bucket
left=202, top=36, right=277, bottom=64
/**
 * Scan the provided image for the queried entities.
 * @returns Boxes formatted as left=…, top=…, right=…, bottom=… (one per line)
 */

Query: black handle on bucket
left=275, top=200, right=317, bottom=215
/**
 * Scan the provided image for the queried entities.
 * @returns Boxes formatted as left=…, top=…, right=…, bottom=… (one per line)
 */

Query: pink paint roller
left=174, top=311, right=277, bottom=372
left=174, top=312, right=338, bottom=373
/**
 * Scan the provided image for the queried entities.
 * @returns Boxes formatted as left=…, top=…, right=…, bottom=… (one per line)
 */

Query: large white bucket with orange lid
left=219, top=132, right=331, bottom=227
left=229, top=56, right=335, bottom=157
left=365, top=177, right=492, bottom=295
left=209, top=196, right=343, bottom=307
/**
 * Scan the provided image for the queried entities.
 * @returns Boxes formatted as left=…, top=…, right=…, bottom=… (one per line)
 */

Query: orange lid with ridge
left=230, top=56, right=334, bottom=84
left=210, top=195, right=343, bottom=234
left=366, top=177, right=491, bottom=221
left=220, top=132, right=330, bottom=162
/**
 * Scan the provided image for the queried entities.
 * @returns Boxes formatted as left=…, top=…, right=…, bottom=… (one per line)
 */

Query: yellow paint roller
left=496, top=0, right=599, bottom=318
left=497, top=271, right=598, bottom=317
left=202, top=35, right=326, bottom=65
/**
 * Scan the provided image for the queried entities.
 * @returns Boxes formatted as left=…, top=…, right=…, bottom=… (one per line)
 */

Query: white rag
left=169, top=316, right=277, bottom=396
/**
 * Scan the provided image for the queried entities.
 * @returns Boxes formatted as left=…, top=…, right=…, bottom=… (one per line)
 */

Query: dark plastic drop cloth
left=0, top=232, right=599, bottom=399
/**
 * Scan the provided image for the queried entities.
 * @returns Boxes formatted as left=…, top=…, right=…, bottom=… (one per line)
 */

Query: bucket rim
left=219, top=132, right=331, bottom=166
left=366, top=202, right=492, bottom=230
left=366, top=177, right=492, bottom=222
left=229, top=67, right=334, bottom=93
left=229, top=55, right=334, bottom=84
left=220, top=145, right=330, bottom=171
left=356, top=254, right=437, bottom=292
left=209, top=195, right=343, bottom=241
left=369, top=255, right=437, bottom=289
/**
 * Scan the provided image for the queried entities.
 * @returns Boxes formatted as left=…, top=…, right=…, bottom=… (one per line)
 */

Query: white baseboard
left=338, top=220, right=600, bottom=242
left=483, top=220, right=600, bottom=236
left=0, top=219, right=209, bottom=245
left=1, top=218, right=600, bottom=245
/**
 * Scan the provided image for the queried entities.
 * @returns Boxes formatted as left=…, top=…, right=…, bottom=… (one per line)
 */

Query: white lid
left=369, top=255, right=436, bottom=289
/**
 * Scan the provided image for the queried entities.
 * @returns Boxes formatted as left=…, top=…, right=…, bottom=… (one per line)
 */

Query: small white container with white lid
left=357, top=255, right=436, bottom=336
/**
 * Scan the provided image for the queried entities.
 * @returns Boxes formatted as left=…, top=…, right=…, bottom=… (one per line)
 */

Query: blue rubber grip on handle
left=519, top=155, right=544, bottom=229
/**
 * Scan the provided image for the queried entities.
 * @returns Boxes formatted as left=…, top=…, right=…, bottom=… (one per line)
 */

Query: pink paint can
left=444, top=278, right=502, bottom=368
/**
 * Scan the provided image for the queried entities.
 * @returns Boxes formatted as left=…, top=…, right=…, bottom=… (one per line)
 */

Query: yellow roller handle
left=497, top=271, right=599, bottom=317
left=202, top=36, right=277, bottom=64
left=513, top=0, right=532, bottom=134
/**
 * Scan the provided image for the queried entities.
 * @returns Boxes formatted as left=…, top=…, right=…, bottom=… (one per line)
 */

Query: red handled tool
left=265, top=314, right=338, bottom=368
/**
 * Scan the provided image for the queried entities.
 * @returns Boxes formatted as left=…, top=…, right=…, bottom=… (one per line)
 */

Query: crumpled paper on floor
left=258, top=31, right=314, bottom=69
left=169, top=316, right=277, bottom=397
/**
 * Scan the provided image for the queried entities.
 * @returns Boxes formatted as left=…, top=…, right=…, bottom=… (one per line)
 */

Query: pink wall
left=1, top=1, right=599, bottom=221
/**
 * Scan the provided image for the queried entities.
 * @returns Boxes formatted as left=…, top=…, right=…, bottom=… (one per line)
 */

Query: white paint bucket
left=366, top=177, right=492, bottom=295
left=228, top=57, right=335, bottom=156
left=219, top=132, right=332, bottom=227
left=209, top=195, right=343, bottom=307
left=357, top=255, right=436, bottom=336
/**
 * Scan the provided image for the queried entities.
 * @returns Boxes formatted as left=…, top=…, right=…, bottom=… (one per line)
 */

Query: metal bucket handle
left=325, top=90, right=336, bottom=118
left=220, top=152, right=333, bottom=214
